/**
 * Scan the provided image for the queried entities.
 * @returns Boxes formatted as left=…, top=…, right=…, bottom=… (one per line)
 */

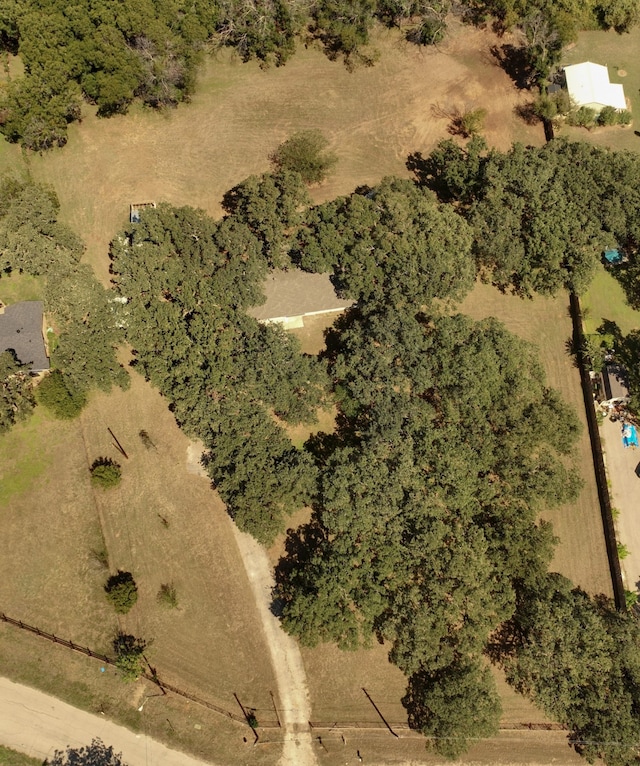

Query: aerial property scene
left=2, top=0, right=640, bottom=765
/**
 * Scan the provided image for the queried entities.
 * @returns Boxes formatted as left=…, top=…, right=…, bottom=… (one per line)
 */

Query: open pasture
left=0, top=369, right=280, bottom=765
left=24, top=24, right=542, bottom=286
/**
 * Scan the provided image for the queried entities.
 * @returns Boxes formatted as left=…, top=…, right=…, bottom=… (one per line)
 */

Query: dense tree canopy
left=414, top=138, right=640, bottom=297
left=0, top=350, right=35, bottom=432
left=493, top=573, right=640, bottom=766
left=46, top=739, right=127, bottom=766
left=2, top=0, right=637, bottom=148
left=0, top=178, right=127, bottom=417
left=295, top=177, right=475, bottom=306
left=110, top=199, right=325, bottom=543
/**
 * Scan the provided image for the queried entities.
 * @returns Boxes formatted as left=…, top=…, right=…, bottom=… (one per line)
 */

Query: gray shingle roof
left=0, top=301, right=49, bottom=372
left=247, top=271, right=353, bottom=322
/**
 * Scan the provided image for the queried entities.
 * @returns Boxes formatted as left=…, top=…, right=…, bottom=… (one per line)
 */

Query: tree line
left=0, top=0, right=638, bottom=149
left=0, top=177, right=127, bottom=429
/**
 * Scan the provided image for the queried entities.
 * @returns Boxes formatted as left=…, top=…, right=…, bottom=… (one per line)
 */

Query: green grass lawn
left=0, top=273, right=44, bottom=305
left=561, top=28, right=640, bottom=152
left=0, top=409, right=52, bottom=507
left=0, top=747, right=41, bottom=766
left=582, top=265, right=640, bottom=335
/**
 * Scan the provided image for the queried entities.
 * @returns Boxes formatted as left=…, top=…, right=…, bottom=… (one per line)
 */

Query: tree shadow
left=490, top=44, right=535, bottom=90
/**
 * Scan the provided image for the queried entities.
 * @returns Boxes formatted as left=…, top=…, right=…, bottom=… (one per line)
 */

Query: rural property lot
left=0, top=18, right=624, bottom=766
left=25, top=23, right=543, bottom=286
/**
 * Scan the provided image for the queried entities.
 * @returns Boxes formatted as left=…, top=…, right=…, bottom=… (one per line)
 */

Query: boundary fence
left=568, top=293, right=626, bottom=609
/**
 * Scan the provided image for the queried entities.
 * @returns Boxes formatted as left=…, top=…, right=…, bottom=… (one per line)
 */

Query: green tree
left=45, top=739, right=127, bottom=766
left=270, top=131, right=337, bottom=185
left=90, top=458, right=122, bottom=489
left=404, top=661, right=502, bottom=759
left=112, top=632, right=146, bottom=682
left=104, top=570, right=137, bottom=613
left=297, top=177, right=475, bottom=306
left=156, top=583, right=178, bottom=609
left=36, top=369, right=86, bottom=419
left=0, top=350, right=35, bottom=432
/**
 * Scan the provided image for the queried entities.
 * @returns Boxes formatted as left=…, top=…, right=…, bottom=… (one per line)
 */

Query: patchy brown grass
left=24, top=24, right=543, bottom=286
left=0, top=370, right=280, bottom=765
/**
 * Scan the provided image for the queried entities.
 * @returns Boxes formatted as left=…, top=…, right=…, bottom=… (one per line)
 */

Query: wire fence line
left=0, top=611, right=567, bottom=736
left=0, top=611, right=263, bottom=727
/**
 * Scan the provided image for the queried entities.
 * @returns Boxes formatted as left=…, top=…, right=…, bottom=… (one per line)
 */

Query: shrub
left=104, top=570, right=138, bottom=614
left=112, top=632, right=146, bottom=682
left=270, top=130, right=337, bottom=184
left=617, top=542, right=630, bottom=560
left=625, top=590, right=638, bottom=608
left=568, top=106, right=597, bottom=128
left=90, top=458, right=121, bottom=488
left=36, top=369, right=86, bottom=419
left=451, top=108, right=487, bottom=138
left=597, top=105, right=618, bottom=126
left=156, top=583, right=178, bottom=609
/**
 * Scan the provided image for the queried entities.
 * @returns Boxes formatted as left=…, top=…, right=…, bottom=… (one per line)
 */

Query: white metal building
left=564, top=62, right=627, bottom=112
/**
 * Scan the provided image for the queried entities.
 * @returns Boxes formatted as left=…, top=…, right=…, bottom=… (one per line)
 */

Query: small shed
left=563, top=62, right=626, bottom=112
left=0, top=301, right=49, bottom=372
left=599, top=363, right=630, bottom=408
left=247, top=270, right=353, bottom=329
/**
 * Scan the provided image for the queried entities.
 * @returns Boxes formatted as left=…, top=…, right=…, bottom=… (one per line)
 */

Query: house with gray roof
left=247, top=270, right=353, bottom=329
left=0, top=301, right=50, bottom=373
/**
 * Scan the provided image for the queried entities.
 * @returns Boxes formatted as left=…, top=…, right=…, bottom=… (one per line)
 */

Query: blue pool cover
left=605, top=249, right=624, bottom=264
left=622, top=423, right=638, bottom=448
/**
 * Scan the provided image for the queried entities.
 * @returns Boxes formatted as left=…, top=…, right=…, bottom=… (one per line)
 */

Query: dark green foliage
left=270, top=132, right=337, bottom=185
left=45, top=739, right=126, bottom=766
left=567, top=105, right=597, bottom=128
left=222, top=171, right=311, bottom=268
left=417, top=139, right=640, bottom=297
left=404, top=661, right=502, bottom=759
left=0, top=0, right=216, bottom=147
left=112, top=632, right=146, bottom=681
left=110, top=201, right=325, bottom=543
left=36, top=369, right=86, bottom=419
left=493, top=574, right=640, bottom=766
left=0, top=350, right=35, bottom=432
left=296, top=177, right=475, bottom=306
left=597, top=106, right=632, bottom=127
left=277, top=304, right=580, bottom=754
left=104, top=570, right=137, bottom=613
left=90, top=457, right=122, bottom=489
left=0, top=178, right=127, bottom=397
left=310, top=0, right=378, bottom=68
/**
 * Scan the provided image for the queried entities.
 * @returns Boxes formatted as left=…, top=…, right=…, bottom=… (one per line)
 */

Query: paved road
left=601, top=417, right=640, bottom=593
left=0, top=676, right=218, bottom=766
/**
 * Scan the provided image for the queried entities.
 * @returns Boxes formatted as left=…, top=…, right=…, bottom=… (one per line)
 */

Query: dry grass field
left=0, top=369, right=280, bottom=766
left=23, top=23, right=542, bottom=286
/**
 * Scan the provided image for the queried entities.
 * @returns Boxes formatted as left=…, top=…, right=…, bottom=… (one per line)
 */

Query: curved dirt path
left=230, top=526, right=317, bottom=766
left=0, top=676, right=219, bottom=766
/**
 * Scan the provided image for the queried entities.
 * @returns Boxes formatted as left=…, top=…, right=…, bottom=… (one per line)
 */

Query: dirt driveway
left=0, top=676, right=219, bottom=766
left=601, top=417, right=640, bottom=593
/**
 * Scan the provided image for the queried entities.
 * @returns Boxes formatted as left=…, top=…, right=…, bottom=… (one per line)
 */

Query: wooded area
left=0, top=0, right=638, bottom=148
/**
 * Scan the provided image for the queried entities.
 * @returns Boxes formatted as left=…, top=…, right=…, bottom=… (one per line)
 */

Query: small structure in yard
left=563, top=62, right=627, bottom=112
left=247, top=270, right=354, bottom=329
left=604, top=248, right=625, bottom=265
left=0, top=300, right=49, bottom=373
left=598, top=363, right=630, bottom=410
left=130, top=201, right=156, bottom=223
left=622, top=422, right=638, bottom=448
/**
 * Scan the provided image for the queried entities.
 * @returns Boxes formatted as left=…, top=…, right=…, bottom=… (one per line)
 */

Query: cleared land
left=23, top=23, right=542, bottom=286
left=0, top=369, right=280, bottom=766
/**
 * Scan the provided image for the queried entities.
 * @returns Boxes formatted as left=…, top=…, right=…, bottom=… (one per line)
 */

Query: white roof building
left=564, top=62, right=627, bottom=112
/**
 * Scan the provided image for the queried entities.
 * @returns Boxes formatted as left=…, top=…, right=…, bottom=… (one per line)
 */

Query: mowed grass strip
left=561, top=27, right=640, bottom=153
left=582, top=264, right=640, bottom=335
